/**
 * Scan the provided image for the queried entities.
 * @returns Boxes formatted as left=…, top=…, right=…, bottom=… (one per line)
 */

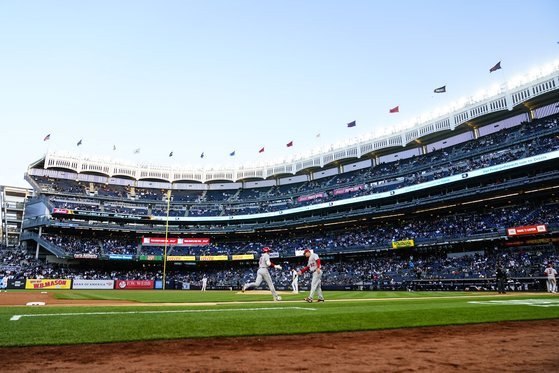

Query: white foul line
left=9, top=306, right=317, bottom=321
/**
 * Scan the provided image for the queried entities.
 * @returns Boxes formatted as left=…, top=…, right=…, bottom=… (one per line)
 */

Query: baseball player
left=201, top=275, right=208, bottom=292
left=242, top=247, right=282, bottom=301
left=291, top=268, right=299, bottom=294
left=544, top=262, right=557, bottom=293
left=298, top=249, right=324, bottom=303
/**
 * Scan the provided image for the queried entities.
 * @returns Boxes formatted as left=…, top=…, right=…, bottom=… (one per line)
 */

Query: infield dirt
left=1, top=319, right=558, bottom=372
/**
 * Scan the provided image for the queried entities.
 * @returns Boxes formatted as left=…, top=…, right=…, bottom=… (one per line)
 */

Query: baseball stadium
left=1, top=2, right=559, bottom=372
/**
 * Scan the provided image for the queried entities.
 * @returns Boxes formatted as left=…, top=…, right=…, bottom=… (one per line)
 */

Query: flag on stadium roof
left=434, top=85, right=446, bottom=93
left=113, top=145, right=116, bottom=151
left=389, top=106, right=399, bottom=113
left=316, top=133, right=321, bottom=138
left=230, top=151, right=236, bottom=156
left=259, top=147, right=265, bottom=153
left=286, top=141, right=293, bottom=147
left=489, top=61, right=502, bottom=73
left=200, top=152, right=204, bottom=158
left=347, top=121, right=356, bottom=128
left=77, top=139, right=82, bottom=146
left=43, top=134, right=51, bottom=141
left=134, top=148, right=140, bottom=154
left=169, top=151, right=173, bottom=157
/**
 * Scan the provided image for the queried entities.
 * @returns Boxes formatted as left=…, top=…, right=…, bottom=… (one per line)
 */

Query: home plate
left=41, top=292, right=48, bottom=294
left=26, top=302, right=46, bottom=306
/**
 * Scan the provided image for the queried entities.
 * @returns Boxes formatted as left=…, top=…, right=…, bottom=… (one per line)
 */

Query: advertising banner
left=507, top=224, right=547, bottom=236
left=73, top=253, right=98, bottom=259
left=391, top=240, right=415, bottom=249
left=114, top=280, right=154, bottom=290
left=52, top=208, right=73, bottom=214
left=166, top=256, right=196, bottom=261
left=7, top=279, right=26, bottom=289
left=333, top=184, right=364, bottom=196
left=142, top=237, right=179, bottom=245
left=25, top=279, right=72, bottom=289
left=108, top=254, right=134, bottom=260
left=139, top=255, right=163, bottom=261
left=141, top=237, right=211, bottom=246
left=199, top=255, right=228, bottom=261
left=232, top=254, right=255, bottom=260
left=72, top=279, right=115, bottom=290
left=297, top=193, right=326, bottom=203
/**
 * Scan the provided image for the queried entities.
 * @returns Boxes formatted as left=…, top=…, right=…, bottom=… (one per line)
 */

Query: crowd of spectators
left=2, top=242, right=557, bottom=292
left=34, top=195, right=559, bottom=259
left=42, top=234, right=101, bottom=255
left=33, top=114, right=559, bottom=218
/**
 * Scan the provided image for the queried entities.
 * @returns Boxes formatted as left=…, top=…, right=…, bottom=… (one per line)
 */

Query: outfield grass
left=1, top=291, right=558, bottom=347
left=51, top=289, right=477, bottom=303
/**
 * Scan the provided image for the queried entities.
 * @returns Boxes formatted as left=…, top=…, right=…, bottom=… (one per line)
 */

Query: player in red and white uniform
left=544, top=262, right=557, bottom=293
left=242, top=247, right=282, bottom=301
left=298, top=249, right=324, bottom=303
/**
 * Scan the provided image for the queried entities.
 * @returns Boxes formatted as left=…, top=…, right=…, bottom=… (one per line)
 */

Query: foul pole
left=162, top=189, right=171, bottom=290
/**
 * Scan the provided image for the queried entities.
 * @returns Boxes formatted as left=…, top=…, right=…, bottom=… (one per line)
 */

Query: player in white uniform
left=291, top=268, right=299, bottom=294
left=298, top=249, right=324, bottom=303
left=201, top=275, right=208, bottom=291
left=544, top=262, right=557, bottom=293
left=1, top=273, right=8, bottom=292
left=242, top=247, right=282, bottom=301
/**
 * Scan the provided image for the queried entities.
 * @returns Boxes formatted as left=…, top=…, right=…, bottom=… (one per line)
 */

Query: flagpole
left=162, top=189, right=171, bottom=290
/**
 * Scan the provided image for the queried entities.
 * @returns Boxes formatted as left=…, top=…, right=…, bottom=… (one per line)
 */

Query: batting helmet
left=304, top=248, right=311, bottom=254
left=262, top=246, right=271, bottom=253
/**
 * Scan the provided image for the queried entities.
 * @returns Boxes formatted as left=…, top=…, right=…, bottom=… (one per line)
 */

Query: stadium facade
left=11, top=62, right=559, bottom=290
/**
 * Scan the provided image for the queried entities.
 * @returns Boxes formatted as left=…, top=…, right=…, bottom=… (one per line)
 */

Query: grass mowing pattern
left=52, top=290, right=478, bottom=303
left=1, top=291, right=558, bottom=347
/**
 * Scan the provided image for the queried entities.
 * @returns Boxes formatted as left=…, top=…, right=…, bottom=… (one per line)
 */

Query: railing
left=19, top=232, right=68, bottom=258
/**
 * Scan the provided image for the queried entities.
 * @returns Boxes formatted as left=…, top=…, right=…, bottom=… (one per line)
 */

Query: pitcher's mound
left=236, top=290, right=294, bottom=295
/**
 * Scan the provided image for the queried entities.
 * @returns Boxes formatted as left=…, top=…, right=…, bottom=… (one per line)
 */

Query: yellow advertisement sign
left=166, top=256, right=196, bottom=261
left=232, top=254, right=255, bottom=261
left=199, top=255, right=229, bottom=261
left=391, top=240, right=415, bottom=249
left=25, top=279, right=72, bottom=290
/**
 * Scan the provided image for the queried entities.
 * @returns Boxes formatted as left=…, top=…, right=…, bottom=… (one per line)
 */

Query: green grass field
left=1, top=290, right=559, bottom=347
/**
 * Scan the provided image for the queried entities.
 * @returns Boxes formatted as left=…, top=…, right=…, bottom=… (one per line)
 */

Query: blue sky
left=0, top=0, right=558, bottom=187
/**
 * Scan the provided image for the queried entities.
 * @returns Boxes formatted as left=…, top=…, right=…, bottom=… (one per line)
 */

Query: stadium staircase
left=20, top=232, right=67, bottom=258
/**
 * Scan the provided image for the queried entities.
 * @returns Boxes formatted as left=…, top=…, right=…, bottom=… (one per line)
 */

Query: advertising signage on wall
left=141, top=237, right=210, bottom=246
left=139, top=255, right=163, bottom=261
left=25, top=279, right=71, bottom=289
left=199, top=255, right=228, bottom=261
left=507, top=224, right=547, bottom=236
left=72, top=280, right=114, bottom=290
left=391, top=240, right=415, bottom=249
left=114, top=280, right=154, bottom=290
left=166, top=256, right=196, bottom=261
left=232, top=254, right=255, bottom=260
left=53, top=208, right=73, bottom=214
left=73, top=253, right=98, bottom=259
left=108, top=254, right=134, bottom=260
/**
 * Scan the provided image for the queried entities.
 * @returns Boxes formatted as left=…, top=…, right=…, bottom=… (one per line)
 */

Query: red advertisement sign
left=114, top=280, right=154, bottom=290
left=506, top=224, right=547, bottom=236
left=297, top=193, right=326, bottom=203
left=53, top=208, right=72, bottom=214
left=333, top=184, right=364, bottom=196
left=141, top=237, right=210, bottom=245
left=142, top=237, right=179, bottom=245
left=183, top=238, right=210, bottom=245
